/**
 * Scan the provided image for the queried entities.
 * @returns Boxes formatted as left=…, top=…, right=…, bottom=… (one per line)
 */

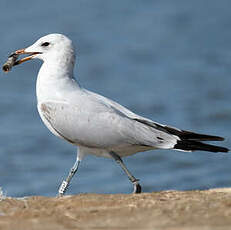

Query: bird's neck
left=36, top=60, right=80, bottom=103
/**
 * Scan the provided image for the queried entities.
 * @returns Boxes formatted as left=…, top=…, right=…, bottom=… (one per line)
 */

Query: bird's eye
left=41, top=42, right=50, bottom=47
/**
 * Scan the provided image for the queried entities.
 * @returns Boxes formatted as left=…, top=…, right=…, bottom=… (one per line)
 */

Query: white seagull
left=4, top=34, right=229, bottom=196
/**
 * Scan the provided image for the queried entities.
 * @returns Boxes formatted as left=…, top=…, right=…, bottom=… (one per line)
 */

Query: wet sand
left=1, top=188, right=231, bottom=230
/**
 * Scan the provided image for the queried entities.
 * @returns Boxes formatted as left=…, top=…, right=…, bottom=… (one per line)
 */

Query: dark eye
left=41, top=42, right=50, bottom=47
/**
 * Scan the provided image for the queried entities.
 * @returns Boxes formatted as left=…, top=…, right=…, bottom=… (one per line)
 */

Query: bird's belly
left=78, top=145, right=154, bottom=158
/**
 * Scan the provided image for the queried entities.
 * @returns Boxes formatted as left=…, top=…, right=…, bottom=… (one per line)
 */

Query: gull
left=6, top=34, right=229, bottom=196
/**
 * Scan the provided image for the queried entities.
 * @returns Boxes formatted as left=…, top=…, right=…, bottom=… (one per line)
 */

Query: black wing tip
left=173, top=129, right=225, bottom=142
left=158, top=124, right=226, bottom=142
left=174, top=140, right=229, bottom=153
left=210, top=146, right=229, bottom=153
left=195, top=135, right=225, bottom=141
left=215, top=136, right=225, bottom=141
left=224, top=148, right=230, bottom=153
left=194, top=134, right=225, bottom=141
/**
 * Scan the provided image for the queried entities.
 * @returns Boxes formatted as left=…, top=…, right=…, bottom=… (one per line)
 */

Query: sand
left=1, top=188, right=231, bottom=230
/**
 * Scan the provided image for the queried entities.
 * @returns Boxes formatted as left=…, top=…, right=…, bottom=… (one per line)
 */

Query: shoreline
left=1, top=188, right=231, bottom=230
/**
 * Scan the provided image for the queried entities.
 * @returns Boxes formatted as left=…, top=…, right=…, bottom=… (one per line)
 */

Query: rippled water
left=0, top=0, right=230, bottom=197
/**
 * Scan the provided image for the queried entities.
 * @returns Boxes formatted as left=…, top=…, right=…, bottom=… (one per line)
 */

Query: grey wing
left=39, top=101, right=141, bottom=148
left=38, top=100, right=179, bottom=151
left=86, top=89, right=183, bottom=132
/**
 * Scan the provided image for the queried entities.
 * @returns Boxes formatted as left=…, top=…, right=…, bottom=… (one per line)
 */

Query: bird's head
left=14, top=33, right=76, bottom=65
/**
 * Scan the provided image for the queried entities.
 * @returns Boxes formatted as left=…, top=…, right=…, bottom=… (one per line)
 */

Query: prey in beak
left=2, top=49, right=41, bottom=72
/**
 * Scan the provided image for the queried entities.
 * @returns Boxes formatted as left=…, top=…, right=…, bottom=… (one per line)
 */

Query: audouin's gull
left=3, top=34, right=229, bottom=196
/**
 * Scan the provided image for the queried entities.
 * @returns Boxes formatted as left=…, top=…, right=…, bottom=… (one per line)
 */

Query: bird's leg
left=58, top=159, right=80, bottom=197
left=109, top=152, right=142, bottom=193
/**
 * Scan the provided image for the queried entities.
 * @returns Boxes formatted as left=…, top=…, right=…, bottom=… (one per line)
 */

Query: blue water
left=0, top=0, right=230, bottom=197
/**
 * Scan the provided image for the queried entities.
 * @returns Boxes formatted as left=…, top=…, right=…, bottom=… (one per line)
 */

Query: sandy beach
left=1, top=188, right=231, bottom=230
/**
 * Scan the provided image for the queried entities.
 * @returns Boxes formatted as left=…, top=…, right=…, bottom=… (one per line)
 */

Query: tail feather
left=174, top=140, right=229, bottom=153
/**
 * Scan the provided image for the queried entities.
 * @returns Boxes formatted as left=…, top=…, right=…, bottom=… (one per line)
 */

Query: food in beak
left=2, top=49, right=41, bottom=73
left=2, top=53, right=19, bottom=72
